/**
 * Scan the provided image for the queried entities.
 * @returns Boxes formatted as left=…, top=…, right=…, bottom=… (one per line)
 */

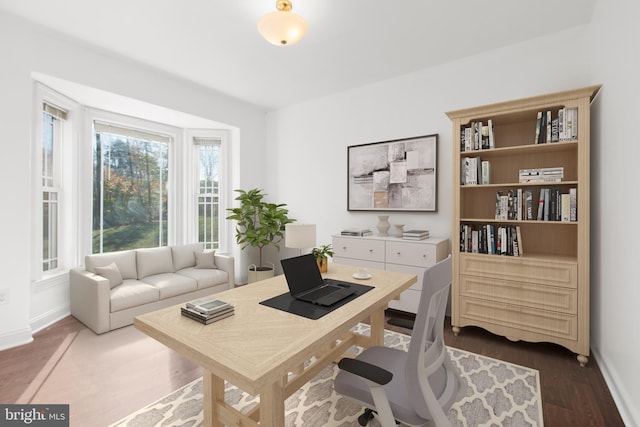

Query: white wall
left=588, top=0, right=640, bottom=424
left=267, top=25, right=590, bottom=251
left=267, top=14, right=639, bottom=425
left=0, top=10, right=268, bottom=349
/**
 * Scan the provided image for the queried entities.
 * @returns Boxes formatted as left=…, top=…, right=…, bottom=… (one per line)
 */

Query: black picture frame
left=347, top=134, right=437, bottom=212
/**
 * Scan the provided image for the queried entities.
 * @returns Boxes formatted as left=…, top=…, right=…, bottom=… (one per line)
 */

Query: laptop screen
left=280, top=254, right=325, bottom=296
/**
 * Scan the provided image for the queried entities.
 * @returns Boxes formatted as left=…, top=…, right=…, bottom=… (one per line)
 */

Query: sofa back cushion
left=171, top=243, right=204, bottom=271
left=137, top=246, right=174, bottom=279
left=85, top=250, right=138, bottom=280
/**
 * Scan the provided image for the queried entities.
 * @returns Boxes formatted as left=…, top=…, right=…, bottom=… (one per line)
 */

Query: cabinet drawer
left=333, top=237, right=385, bottom=263
left=385, top=241, right=437, bottom=267
left=460, top=297, right=577, bottom=340
left=460, top=275, right=577, bottom=314
left=460, top=254, right=577, bottom=289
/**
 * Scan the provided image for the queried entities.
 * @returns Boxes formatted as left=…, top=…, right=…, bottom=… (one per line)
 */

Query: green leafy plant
left=311, top=244, right=334, bottom=262
left=226, top=188, right=295, bottom=270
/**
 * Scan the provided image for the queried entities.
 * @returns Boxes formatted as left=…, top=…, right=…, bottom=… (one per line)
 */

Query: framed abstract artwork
left=347, top=134, right=438, bottom=211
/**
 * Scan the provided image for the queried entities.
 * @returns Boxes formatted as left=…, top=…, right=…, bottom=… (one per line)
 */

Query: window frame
left=185, top=129, right=229, bottom=251
left=86, top=109, right=180, bottom=254
left=31, top=83, right=79, bottom=283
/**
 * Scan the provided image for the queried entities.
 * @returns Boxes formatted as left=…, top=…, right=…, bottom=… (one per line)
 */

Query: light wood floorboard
left=0, top=313, right=625, bottom=426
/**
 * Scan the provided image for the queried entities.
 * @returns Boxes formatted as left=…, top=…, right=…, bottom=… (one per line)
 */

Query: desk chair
left=334, top=256, right=467, bottom=426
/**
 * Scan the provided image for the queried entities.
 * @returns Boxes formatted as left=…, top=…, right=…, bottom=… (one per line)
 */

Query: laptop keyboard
left=303, top=286, right=338, bottom=301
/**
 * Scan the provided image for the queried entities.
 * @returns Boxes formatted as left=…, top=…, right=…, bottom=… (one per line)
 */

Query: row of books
left=460, top=224, right=522, bottom=256
left=402, top=229, right=429, bottom=240
left=519, top=167, right=563, bottom=183
left=461, top=157, right=490, bottom=185
left=535, top=108, right=578, bottom=144
left=460, top=120, right=495, bottom=152
left=341, top=228, right=373, bottom=236
left=181, top=297, right=235, bottom=325
left=494, top=188, right=577, bottom=222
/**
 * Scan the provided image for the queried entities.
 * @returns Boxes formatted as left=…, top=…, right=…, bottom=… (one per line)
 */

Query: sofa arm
left=214, top=254, right=235, bottom=288
left=69, top=269, right=111, bottom=334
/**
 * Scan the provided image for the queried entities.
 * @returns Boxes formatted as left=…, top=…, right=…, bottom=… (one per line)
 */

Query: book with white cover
left=186, top=297, right=233, bottom=316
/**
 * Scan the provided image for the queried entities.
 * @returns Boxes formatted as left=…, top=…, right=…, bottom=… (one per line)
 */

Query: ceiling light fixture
left=258, top=0, right=307, bottom=46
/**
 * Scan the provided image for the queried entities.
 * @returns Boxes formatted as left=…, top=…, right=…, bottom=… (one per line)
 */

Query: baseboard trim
left=30, top=305, right=70, bottom=335
left=0, top=326, right=33, bottom=352
left=591, top=346, right=639, bottom=426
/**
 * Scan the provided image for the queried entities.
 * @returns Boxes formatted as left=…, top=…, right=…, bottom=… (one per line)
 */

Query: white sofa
left=69, top=243, right=234, bottom=334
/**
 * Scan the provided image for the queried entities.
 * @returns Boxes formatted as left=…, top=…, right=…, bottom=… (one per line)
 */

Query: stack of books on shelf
left=460, top=120, right=495, bottom=152
left=460, top=224, right=523, bottom=257
left=341, top=228, right=373, bottom=236
left=535, top=188, right=577, bottom=222
left=461, top=157, right=490, bottom=185
left=181, top=297, right=235, bottom=325
left=519, top=167, right=564, bottom=183
left=402, top=229, right=429, bottom=240
left=495, top=187, right=577, bottom=222
left=534, top=108, right=578, bottom=144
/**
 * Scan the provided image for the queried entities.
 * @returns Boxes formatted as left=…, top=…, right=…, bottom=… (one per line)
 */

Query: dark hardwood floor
left=0, top=313, right=625, bottom=426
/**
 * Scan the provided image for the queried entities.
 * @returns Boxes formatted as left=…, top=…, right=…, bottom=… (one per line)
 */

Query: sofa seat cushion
left=86, top=250, right=138, bottom=280
left=176, top=268, right=229, bottom=290
left=110, top=279, right=160, bottom=312
left=142, top=273, right=197, bottom=299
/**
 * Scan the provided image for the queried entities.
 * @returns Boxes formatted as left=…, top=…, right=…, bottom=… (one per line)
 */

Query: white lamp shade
left=285, top=223, right=316, bottom=249
left=258, top=10, right=307, bottom=46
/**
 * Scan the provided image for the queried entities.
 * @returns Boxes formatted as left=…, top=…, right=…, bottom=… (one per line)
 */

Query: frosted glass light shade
left=258, top=10, right=307, bottom=46
left=285, top=223, right=316, bottom=249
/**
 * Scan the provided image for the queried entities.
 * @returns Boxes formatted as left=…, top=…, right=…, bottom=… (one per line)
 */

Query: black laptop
left=280, top=254, right=356, bottom=306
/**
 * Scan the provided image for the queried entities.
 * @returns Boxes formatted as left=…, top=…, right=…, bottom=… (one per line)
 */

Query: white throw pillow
left=195, top=251, right=217, bottom=269
left=94, top=262, right=124, bottom=289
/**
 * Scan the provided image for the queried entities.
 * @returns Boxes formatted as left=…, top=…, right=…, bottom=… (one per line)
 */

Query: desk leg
left=259, top=380, right=285, bottom=426
left=370, top=307, right=386, bottom=347
left=202, top=370, right=225, bottom=427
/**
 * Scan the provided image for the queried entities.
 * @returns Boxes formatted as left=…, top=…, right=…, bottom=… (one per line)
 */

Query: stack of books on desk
left=341, top=228, right=373, bottom=236
left=402, top=229, right=430, bottom=240
left=181, top=297, right=235, bottom=324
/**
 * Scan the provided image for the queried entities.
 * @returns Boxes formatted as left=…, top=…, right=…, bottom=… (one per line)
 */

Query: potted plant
left=311, top=244, right=334, bottom=273
left=226, top=188, right=295, bottom=283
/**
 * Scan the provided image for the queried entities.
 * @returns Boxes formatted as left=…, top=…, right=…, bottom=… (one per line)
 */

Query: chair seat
left=335, top=346, right=449, bottom=426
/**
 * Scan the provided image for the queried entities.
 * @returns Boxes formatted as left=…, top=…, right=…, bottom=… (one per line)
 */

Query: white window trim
left=31, top=83, right=80, bottom=283
left=184, top=129, right=230, bottom=251
left=83, top=108, right=181, bottom=253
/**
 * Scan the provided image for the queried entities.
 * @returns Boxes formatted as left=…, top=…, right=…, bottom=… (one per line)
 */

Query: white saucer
left=352, top=272, right=372, bottom=280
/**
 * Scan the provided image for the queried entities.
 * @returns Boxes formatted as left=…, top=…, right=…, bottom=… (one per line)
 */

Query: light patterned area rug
left=111, top=324, right=543, bottom=427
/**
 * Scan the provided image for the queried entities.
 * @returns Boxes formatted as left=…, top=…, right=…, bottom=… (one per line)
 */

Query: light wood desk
left=134, top=263, right=416, bottom=426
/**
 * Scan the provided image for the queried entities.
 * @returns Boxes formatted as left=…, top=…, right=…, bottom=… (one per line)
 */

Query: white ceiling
left=0, top=0, right=597, bottom=111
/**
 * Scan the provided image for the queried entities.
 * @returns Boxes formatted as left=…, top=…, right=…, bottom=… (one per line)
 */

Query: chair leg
left=358, top=408, right=375, bottom=426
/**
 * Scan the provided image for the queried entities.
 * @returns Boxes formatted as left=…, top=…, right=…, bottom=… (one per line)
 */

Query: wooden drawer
left=385, top=241, right=437, bottom=268
left=460, top=254, right=577, bottom=289
left=460, top=297, right=577, bottom=340
left=333, top=237, right=385, bottom=263
left=460, top=275, right=577, bottom=314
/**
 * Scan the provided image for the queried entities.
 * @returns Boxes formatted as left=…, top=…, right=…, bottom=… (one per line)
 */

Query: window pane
left=42, top=113, right=54, bottom=187
left=93, top=129, right=169, bottom=253
left=42, top=191, right=58, bottom=271
left=197, top=143, right=219, bottom=249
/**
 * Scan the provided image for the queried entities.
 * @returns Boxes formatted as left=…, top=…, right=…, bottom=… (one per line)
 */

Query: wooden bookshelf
left=446, top=85, right=601, bottom=366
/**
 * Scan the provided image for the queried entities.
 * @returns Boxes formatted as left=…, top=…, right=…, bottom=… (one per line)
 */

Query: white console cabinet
left=332, top=235, right=449, bottom=313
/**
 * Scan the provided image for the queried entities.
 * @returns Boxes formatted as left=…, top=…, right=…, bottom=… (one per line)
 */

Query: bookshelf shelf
left=447, top=85, right=600, bottom=366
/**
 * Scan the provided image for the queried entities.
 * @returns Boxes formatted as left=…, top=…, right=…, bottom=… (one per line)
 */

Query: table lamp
left=285, top=223, right=316, bottom=255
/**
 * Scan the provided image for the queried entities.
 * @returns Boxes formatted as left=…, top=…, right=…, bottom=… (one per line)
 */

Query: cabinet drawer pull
left=397, top=252, right=401, bottom=255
